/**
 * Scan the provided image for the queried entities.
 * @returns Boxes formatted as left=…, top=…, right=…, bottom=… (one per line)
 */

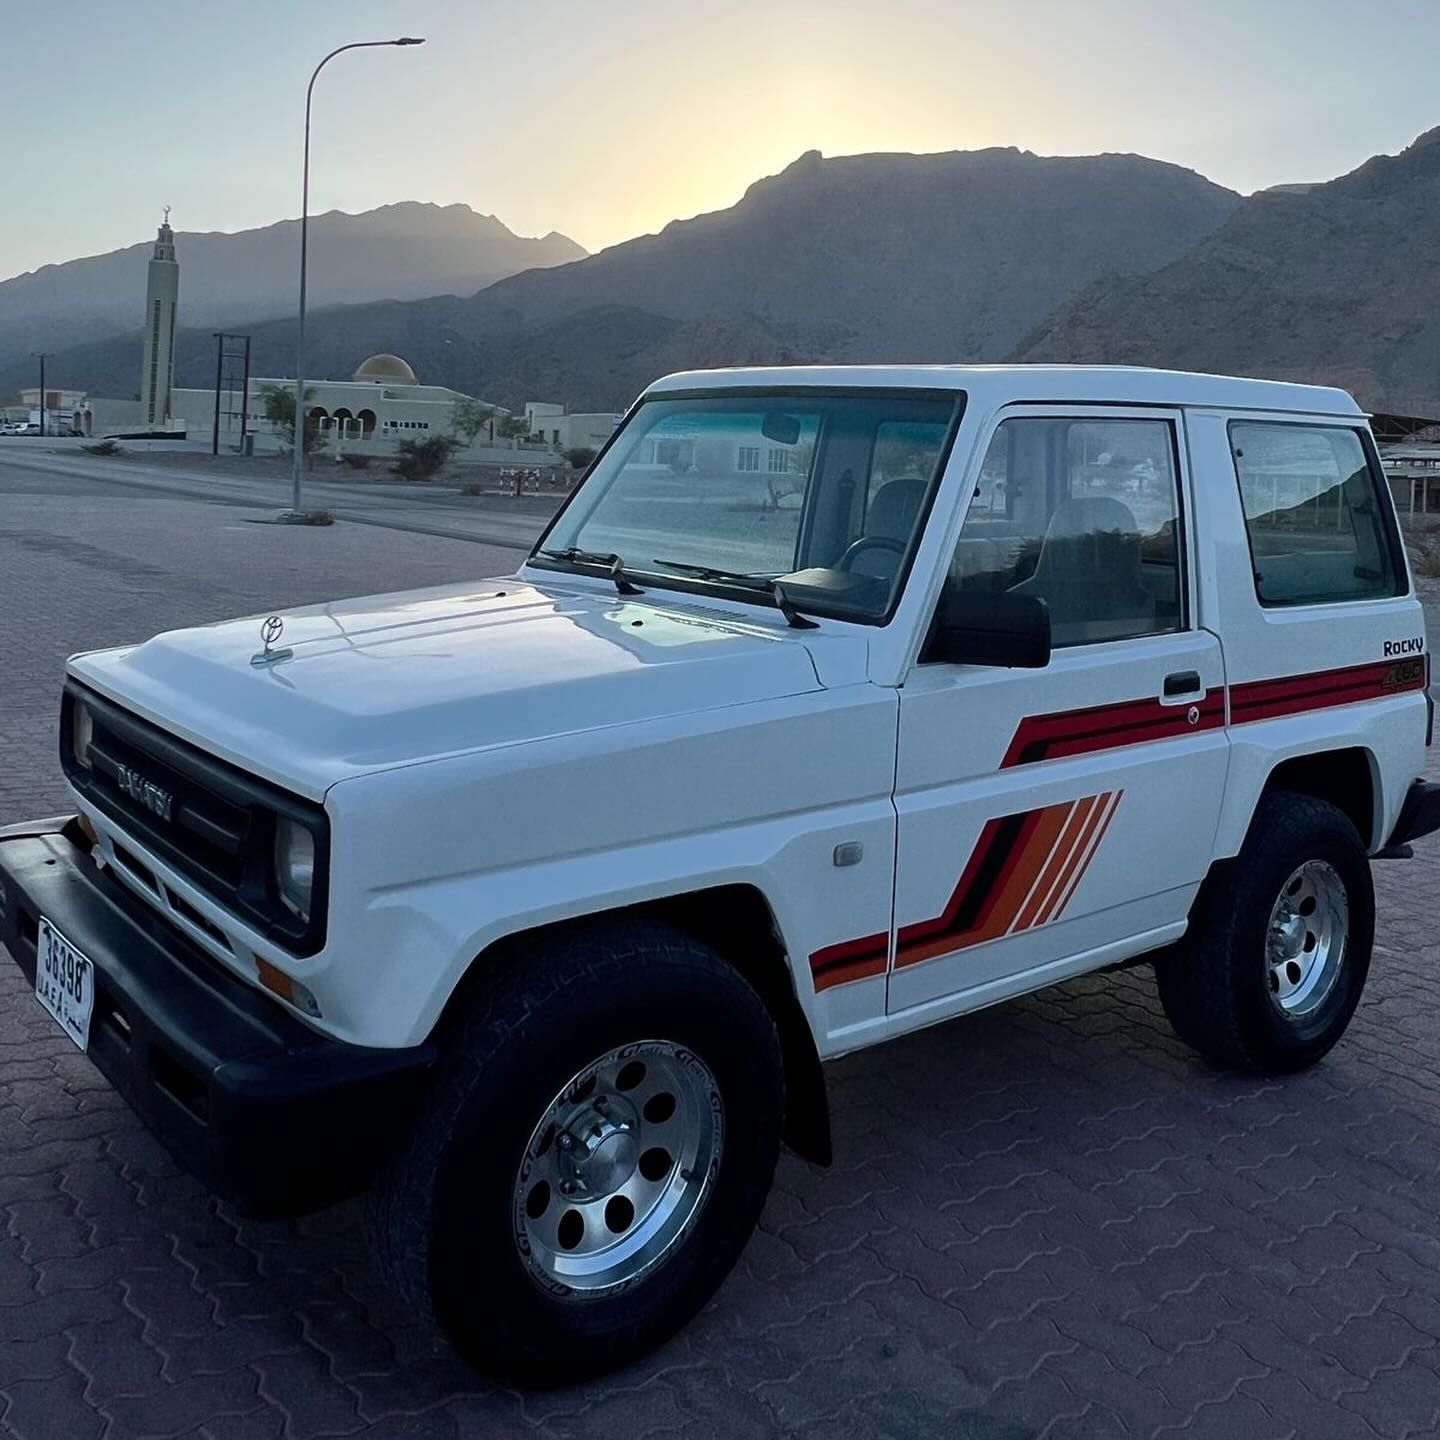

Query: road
left=2, top=453, right=1440, bottom=1438
left=0, top=442, right=558, bottom=551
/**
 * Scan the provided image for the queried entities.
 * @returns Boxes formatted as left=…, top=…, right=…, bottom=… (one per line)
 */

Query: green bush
left=391, top=435, right=460, bottom=482
left=564, top=446, right=598, bottom=471
left=340, top=453, right=371, bottom=470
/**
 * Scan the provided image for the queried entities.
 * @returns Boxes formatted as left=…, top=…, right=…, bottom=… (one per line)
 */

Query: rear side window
left=1230, top=422, right=1403, bottom=606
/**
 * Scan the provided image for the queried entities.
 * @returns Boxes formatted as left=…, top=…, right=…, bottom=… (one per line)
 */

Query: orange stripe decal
left=897, top=799, right=1073, bottom=967
left=814, top=789, right=1126, bottom=988
left=1013, top=794, right=1098, bottom=932
left=1051, top=789, right=1123, bottom=921
left=1033, top=791, right=1114, bottom=928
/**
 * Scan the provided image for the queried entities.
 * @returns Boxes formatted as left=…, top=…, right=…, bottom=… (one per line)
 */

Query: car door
left=888, top=406, right=1230, bottom=1015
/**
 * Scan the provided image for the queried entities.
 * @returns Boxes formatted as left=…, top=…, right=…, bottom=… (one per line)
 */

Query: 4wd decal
left=1229, top=659, right=1427, bottom=723
left=810, top=791, right=1123, bottom=991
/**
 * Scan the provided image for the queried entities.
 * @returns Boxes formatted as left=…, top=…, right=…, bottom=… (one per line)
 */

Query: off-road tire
left=1155, top=791, right=1373, bottom=1073
left=366, top=918, right=784, bottom=1385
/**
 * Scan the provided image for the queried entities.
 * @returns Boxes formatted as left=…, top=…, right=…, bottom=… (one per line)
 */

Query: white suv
left=2, top=365, right=1436, bottom=1383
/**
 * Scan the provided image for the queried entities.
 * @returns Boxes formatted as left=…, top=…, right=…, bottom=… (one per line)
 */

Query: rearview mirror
left=761, top=413, right=802, bottom=445
left=927, top=587, right=1051, bottom=668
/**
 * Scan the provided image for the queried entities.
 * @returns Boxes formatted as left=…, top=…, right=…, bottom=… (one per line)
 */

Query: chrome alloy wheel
left=1266, top=860, right=1348, bottom=1019
left=513, top=1041, right=724, bottom=1298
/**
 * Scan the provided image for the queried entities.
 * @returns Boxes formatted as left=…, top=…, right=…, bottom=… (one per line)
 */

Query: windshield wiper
left=650, top=558, right=819, bottom=629
left=536, top=547, right=642, bottom=596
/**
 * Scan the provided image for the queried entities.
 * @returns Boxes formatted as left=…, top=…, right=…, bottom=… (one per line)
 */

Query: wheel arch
left=437, top=883, right=832, bottom=1166
left=1259, top=746, right=1380, bottom=851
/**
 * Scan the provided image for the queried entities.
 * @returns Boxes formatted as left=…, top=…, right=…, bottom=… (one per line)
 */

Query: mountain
left=3, top=149, right=1237, bottom=410
left=1014, top=127, right=1440, bottom=416
left=0, top=203, right=585, bottom=372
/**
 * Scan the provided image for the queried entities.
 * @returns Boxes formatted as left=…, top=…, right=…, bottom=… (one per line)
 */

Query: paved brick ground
left=3, top=476, right=1440, bottom=1438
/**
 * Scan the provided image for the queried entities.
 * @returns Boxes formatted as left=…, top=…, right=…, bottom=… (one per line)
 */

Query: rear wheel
left=1155, top=791, right=1373, bottom=1073
left=368, top=920, right=784, bottom=1385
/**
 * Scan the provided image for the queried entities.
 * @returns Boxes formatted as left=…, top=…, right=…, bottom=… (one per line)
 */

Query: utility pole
left=36, top=353, right=48, bottom=436
left=212, top=334, right=224, bottom=456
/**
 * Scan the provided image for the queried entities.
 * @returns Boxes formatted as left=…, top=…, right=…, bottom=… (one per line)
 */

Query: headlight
left=274, top=818, right=316, bottom=922
left=72, top=703, right=94, bottom=770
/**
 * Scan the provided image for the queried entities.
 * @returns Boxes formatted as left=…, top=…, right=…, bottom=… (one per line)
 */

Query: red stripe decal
left=813, top=657, right=1423, bottom=990
left=1003, top=658, right=1423, bottom=768
left=1230, top=659, right=1425, bottom=723
left=1004, top=693, right=1224, bottom=768
left=810, top=931, right=889, bottom=992
left=896, top=799, right=1079, bottom=969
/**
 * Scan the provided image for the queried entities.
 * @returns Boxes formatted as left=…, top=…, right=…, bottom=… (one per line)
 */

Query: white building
left=524, top=400, right=620, bottom=454
left=139, top=211, right=179, bottom=429
left=167, top=353, right=559, bottom=466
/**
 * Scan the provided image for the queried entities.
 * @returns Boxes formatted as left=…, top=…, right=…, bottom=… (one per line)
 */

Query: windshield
left=532, top=389, right=963, bottom=621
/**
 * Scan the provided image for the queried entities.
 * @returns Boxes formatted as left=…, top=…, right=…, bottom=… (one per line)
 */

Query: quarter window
left=1230, top=422, right=1402, bottom=606
left=948, top=417, right=1183, bottom=647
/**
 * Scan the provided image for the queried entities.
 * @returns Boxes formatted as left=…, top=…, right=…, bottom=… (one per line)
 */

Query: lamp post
left=286, top=36, right=425, bottom=519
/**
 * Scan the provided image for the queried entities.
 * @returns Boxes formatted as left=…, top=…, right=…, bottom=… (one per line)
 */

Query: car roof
left=645, top=364, right=1364, bottom=418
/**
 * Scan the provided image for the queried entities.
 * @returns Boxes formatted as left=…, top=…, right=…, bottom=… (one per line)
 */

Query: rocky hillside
left=1015, top=127, right=1440, bottom=416
left=0, top=203, right=584, bottom=374
left=6, top=148, right=1238, bottom=410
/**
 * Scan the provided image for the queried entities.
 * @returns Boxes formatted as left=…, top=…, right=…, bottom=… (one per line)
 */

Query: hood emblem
left=251, top=614, right=293, bottom=667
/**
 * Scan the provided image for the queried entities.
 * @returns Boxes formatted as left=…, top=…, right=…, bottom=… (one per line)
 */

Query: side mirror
left=927, top=586, right=1051, bottom=668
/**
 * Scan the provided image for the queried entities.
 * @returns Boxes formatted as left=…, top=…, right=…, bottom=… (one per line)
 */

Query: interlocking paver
left=3, top=468, right=1440, bottom=1437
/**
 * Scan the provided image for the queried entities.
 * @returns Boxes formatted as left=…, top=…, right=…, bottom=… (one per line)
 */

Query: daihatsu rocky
left=2, top=365, right=1436, bottom=1382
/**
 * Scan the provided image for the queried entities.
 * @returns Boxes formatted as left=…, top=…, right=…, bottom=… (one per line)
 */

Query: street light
left=285, top=36, right=426, bottom=520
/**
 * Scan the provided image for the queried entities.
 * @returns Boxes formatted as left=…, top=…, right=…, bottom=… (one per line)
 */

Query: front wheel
left=1155, top=791, right=1374, bottom=1073
left=368, top=920, right=784, bottom=1385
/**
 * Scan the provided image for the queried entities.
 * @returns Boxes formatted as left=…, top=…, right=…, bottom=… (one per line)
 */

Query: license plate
left=34, top=918, right=95, bottom=1051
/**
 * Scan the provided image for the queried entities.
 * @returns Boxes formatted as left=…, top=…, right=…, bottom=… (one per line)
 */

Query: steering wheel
left=837, top=534, right=907, bottom=571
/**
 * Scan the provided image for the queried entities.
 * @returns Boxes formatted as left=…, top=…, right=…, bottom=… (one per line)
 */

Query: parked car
left=2, top=364, right=1436, bottom=1384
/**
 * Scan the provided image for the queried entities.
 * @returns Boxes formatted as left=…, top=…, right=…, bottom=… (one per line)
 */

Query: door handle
left=1163, top=670, right=1202, bottom=698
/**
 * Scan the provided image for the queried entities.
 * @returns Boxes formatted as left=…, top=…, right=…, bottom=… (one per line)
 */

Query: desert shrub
left=82, top=438, right=121, bottom=456
left=391, top=435, right=460, bottom=482
left=340, top=453, right=371, bottom=470
left=564, top=446, right=598, bottom=471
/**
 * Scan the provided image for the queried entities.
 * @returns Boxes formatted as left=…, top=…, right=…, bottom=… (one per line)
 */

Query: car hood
left=68, top=580, right=829, bottom=800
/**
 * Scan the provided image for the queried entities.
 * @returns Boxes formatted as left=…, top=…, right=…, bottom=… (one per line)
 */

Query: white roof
left=646, top=364, right=1363, bottom=417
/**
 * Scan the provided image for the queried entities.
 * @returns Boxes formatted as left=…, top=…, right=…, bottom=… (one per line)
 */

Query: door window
left=949, top=417, right=1183, bottom=647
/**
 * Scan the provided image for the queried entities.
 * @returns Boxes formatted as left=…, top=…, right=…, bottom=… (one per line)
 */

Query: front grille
left=61, top=682, right=329, bottom=955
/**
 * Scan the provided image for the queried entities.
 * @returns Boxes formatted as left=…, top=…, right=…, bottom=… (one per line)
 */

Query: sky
left=4, top=0, right=1439, bottom=281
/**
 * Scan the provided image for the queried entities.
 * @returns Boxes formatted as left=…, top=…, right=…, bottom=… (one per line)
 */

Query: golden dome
left=352, top=353, right=417, bottom=385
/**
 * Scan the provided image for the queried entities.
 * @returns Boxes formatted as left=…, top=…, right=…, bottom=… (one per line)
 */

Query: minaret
left=139, top=207, right=179, bottom=427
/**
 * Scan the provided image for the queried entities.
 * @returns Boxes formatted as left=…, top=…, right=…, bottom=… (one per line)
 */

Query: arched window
left=308, top=406, right=329, bottom=422
left=357, top=408, right=377, bottom=437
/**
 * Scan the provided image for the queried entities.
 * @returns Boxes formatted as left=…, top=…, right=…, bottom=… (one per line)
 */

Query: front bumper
left=0, top=817, right=433, bottom=1217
